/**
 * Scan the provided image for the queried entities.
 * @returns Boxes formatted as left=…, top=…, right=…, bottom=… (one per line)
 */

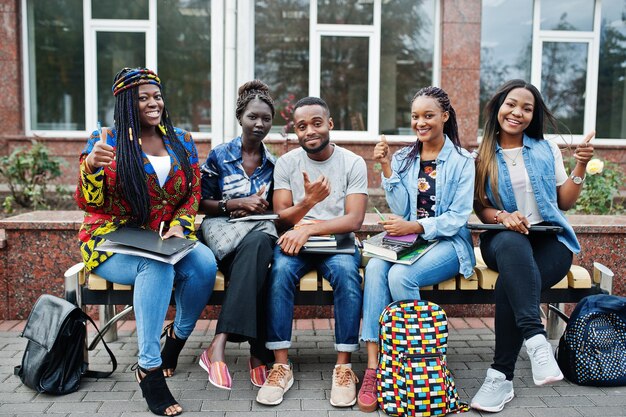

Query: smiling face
left=410, top=96, right=449, bottom=145
left=293, top=104, right=334, bottom=156
left=137, top=84, right=164, bottom=128
left=240, top=98, right=273, bottom=142
left=497, top=87, right=535, bottom=138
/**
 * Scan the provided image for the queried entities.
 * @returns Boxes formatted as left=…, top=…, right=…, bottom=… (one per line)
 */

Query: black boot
left=135, top=365, right=182, bottom=416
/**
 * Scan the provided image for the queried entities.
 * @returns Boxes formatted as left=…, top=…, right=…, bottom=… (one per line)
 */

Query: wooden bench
left=64, top=247, right=614, bottom=345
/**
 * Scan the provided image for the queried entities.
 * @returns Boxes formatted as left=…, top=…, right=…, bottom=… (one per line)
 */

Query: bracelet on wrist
left=217, top=199, right=229, bottom=215
left=494, top=210, right=504, bottom=224
left=83, top=159, right=94, bottom=174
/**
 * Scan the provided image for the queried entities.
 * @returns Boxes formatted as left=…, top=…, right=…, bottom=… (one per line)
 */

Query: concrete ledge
left=1, top=211, right=624, bottom=319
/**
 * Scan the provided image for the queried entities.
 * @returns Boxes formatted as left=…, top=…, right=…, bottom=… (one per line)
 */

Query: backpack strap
left=82, top=312, right=118, bottom=378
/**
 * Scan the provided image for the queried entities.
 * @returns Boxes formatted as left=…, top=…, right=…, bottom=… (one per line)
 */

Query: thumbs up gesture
left=373, top=134, right=392, bottom=178
left=373, top=134, right=389, bottom=161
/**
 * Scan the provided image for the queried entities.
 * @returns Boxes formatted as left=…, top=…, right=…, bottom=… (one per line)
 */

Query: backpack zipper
left=399, top=352, right=443, bottom=360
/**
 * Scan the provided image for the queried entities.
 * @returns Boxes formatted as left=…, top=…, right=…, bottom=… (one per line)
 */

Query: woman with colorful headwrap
left=75, top=67, right=217, bottom=416
left=198, top=80, right=277, bottom=390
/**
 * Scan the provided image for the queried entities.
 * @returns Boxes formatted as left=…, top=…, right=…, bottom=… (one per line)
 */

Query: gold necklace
left=502, top=147, right=523, bottom=166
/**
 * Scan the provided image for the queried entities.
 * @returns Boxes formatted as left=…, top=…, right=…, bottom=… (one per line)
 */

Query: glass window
left=541, top=42, right=588, bottom=134
left=379, top=0, right=436, bottom=135
left=254, top=0, right=310, bottom=134
left=157, top=0, right=212, bottom=132
left=91, top=0, right=149, bottom=20
left=480, top=0, right=533, bottom=125
left=320, top=36, right=369, bottom=131
left=317, top=0, right=373, bottom=25
left=96, top=32, right=146, bottom=127
left=596, top=0, right=626, bottom=138
left=540, top=0, right=595, bottom=31
left=27, top=0, right=85, bottom=130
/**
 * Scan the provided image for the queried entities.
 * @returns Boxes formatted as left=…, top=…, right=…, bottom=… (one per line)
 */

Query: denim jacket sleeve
left=380, top=148, right=413, bottom=218
left=417, top=155, right=475, bottom=241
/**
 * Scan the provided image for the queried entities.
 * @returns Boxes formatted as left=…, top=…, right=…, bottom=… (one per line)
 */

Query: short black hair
left=293, top=96, right=330, bottom=117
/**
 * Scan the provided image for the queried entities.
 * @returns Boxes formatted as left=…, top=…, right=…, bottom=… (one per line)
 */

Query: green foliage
left=0, top=141, right=63, bottom=213
left=572, top=160, right=624, bottom=215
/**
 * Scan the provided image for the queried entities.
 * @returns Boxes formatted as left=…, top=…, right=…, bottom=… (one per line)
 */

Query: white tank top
left=146, top=154, right=171, bottom=187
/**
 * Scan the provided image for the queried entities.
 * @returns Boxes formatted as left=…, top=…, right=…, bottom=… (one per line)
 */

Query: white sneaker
left=471, top=368, right=514, bottom=413
left=255, top=363, right=294, bottom=405
left=525, top=334, right=563, bottom=386
left=330, top=364, right=359, bottom=407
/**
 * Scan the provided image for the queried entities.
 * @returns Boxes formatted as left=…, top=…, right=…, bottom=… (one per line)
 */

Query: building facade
left=1, top=0, right=625, bottom=186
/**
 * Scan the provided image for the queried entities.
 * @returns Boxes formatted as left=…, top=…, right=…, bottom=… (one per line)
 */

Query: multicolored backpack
left=377, top=300, right=469, bottom=416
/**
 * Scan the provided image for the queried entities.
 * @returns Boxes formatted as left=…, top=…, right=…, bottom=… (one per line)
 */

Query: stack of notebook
left=362, top=231, right=438, bottom=265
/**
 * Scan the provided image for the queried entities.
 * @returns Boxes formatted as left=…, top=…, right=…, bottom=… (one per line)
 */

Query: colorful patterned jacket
left=75, top=127, right=201, bottom=270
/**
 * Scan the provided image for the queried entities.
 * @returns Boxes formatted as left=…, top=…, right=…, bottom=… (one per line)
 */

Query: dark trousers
left=479, top=230, right=572, bottom=380
left=216, top=231, right=276, bottom=362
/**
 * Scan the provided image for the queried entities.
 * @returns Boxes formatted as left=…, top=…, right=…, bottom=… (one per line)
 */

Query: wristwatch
left=570, top=173, right=585, bottom=185
left=217, top=199, right=228, bottom=215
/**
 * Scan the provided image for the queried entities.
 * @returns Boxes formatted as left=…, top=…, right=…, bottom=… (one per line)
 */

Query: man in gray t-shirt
left=256, top=97, right=368, bottom=408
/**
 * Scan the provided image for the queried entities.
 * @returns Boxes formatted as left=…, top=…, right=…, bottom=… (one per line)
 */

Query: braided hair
left=235, top=80, right=275, bottom=123
left=399, top=86, right=463, bottom=174
left=111, top=67, right=193, bottom=226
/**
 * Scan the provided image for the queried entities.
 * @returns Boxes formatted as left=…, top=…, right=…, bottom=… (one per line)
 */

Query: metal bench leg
left=546, top=302, right=566, bottom=339
left=100, top=305, right=119, bottom=342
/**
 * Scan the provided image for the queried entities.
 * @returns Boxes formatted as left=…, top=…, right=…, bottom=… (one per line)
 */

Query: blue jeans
left=94, top=242, right=217, bottom=369
left=361, top=239, right=460, bottom=342
left=266, top=246, right=362, bottom=352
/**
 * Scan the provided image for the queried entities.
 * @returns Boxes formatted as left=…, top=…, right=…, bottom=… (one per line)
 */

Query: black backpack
left=14, top=294, right=117, bottom=394
left=555, top=294, right=626, bottom=386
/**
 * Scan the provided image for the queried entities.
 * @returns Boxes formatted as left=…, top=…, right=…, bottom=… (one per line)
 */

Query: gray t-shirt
left=273, top=144, right=368, bottom=220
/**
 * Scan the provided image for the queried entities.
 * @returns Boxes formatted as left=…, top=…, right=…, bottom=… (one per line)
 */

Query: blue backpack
left=556, top=294, right=626, bottom=386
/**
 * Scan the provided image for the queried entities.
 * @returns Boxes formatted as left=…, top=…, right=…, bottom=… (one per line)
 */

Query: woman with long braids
left=357, top=86, right=475, bottom=412
left=198, top=80, right=277, bottom=390
left=75, top=67, right=217, bottom=416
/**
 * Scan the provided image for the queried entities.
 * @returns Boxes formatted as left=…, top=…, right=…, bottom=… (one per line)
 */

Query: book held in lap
left=99, top=227, right=198, bottom=265
left=362, top=231, right=438, bottom=264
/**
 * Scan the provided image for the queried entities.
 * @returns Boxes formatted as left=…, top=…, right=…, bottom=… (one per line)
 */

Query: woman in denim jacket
left=357, top=86, right=475, bottom=412
left=471, top=80, right=594, bottom=413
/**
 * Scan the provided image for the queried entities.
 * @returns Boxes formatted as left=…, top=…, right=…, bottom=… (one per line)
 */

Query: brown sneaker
left=255, top=363, right=294, bottom=406
left=330, top=364, right=359, bottom=407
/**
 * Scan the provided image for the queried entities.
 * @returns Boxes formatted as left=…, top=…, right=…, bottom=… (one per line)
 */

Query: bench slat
left=300, top=271, right=319, bottom=291
left=78, top=249, right=596, bottom=303
left=568, top=265, right=592, bottom=288
left=458, top=273, right=479, bottom=290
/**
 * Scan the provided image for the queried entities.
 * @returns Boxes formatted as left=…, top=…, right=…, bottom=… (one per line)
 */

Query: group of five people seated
left=75, top=68, right=594, bottom=416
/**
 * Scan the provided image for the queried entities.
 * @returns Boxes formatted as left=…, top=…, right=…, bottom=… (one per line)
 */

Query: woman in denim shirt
left=198, top=80, right=277, bottom=390
left=471, top=80, right=594, bottom=413
left=357, top=86, right=475, bottom=412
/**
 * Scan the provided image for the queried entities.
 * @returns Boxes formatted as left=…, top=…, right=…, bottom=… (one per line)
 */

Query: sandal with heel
left=161, top=323, right=187, bottom=377
left=134, top=365, right=182, bottom=416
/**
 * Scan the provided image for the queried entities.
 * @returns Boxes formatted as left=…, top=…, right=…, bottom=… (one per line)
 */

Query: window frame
left=531, top=0, right=607, bottom=144
left=479, top=0, right=624, bottom=145
left=243, top=0, right=440, bottom=143
left=21, top=0, right=216, bottom=140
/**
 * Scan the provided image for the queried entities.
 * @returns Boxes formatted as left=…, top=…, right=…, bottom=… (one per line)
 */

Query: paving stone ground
left=1, top=318, right=624, bottom=417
